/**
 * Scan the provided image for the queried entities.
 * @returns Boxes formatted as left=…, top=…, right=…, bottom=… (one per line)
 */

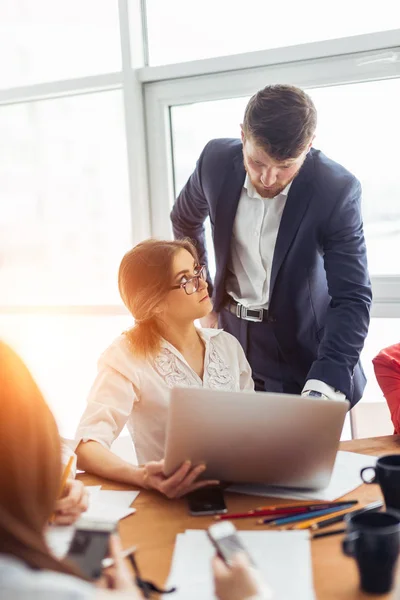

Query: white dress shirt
left=75, top=328, right=254, bottom=465
left=224, top=174, right=346, bottom=401
left=226, top=174, right=291, bottom=309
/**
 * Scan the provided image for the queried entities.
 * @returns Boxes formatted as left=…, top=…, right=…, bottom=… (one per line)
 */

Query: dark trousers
left=219, top=308, right=302, bottom=394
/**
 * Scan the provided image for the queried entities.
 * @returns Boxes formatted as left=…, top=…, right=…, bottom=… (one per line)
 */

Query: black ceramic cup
left=342, top=510, right=400, bottom=594
left=361, top=454, right=400, bottom=512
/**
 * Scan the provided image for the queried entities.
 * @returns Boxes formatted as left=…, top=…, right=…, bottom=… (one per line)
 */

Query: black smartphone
left=66, top=519, right=115, bottom=580
left=207, top=521, right=255, bottom=566
left=187, top=486, right=227, bottom=516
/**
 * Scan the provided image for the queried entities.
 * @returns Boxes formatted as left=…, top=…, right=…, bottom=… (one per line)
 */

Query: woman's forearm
left=75, top=440, right=146, bottom=487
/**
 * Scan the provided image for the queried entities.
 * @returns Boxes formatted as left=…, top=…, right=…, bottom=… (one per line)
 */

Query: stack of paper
left=228, top=451, right=377, bottom=501
left=165, top=529, right=315, bottom=599
left=46, top=486, right=139, bottom=558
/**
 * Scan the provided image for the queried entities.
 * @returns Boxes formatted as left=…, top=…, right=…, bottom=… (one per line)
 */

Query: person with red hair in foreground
left=373, top=344, right=400, bottom=433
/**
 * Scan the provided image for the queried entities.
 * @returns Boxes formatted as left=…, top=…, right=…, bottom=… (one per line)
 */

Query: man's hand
left=141, top=459, right=219, bottom=498
left=200, top=311, right=219, bottom=329
left=53, top=479, right=89, bottom=525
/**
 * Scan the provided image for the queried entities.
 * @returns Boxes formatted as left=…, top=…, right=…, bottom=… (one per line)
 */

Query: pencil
left=102, top=544, right=137, bottom=569
left=49, top=455, right=74, bottom=524
left=310, top=500, right=383, bottom=531
left=257, top=504, right=354, bottom=526
left=290, top=505, right=357, bottom=530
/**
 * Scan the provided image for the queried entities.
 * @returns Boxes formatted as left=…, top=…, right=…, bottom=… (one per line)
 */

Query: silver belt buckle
left=236, top=304, right=263, bottom=322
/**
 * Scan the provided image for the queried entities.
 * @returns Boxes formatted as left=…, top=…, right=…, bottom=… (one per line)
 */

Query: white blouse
left=75, top=328, right=254, bottom=465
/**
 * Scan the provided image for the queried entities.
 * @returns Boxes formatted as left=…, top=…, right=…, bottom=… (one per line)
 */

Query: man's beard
left=244, top=159, right=302, bottom=199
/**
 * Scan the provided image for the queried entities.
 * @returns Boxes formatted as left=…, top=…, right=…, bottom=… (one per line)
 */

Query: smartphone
left=66, top=519, right=115, bottom=580
left=207, top=521, right=255, bottom=566
left=186, top=486, right=227, bottom=516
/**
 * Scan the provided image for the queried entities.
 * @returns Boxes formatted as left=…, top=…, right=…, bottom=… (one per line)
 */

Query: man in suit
left=171, top=84, right=372, bottom=407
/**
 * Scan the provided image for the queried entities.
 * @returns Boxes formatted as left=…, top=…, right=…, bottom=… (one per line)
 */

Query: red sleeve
left=373, top=344, right=400, bottom=433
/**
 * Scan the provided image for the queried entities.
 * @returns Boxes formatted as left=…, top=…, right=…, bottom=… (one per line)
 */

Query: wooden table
left=79, top=435, right=400, bottom=599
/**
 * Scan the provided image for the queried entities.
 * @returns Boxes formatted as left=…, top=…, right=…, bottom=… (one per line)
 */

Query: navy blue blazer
left=171, top=139, right=372, bottom=406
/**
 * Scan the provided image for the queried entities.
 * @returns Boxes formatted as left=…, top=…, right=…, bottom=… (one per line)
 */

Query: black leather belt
left=224, top=299, right=271, bottom=323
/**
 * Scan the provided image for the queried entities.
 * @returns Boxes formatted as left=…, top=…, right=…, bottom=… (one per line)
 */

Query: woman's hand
left=212, top=553, right=272, bottom=600
left=97, top=535, right=139, bottom=593
left=141, top=459, right=219, bottom=498
left=53, top=479, right=89, bottom=525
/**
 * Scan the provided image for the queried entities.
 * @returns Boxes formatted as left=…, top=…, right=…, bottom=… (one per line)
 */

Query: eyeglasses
left=169, top=265, right=207, bottom=296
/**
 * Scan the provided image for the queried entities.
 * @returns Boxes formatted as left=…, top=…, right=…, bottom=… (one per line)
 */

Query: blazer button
left=268, top=315, right=276, bottom=323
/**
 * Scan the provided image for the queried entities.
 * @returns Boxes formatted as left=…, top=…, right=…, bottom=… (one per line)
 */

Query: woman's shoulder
left=0, top=555, right=94, bottom=600
left=99, top=334, right=133, bottom=361
left=97, top=334, right=146, bottom=377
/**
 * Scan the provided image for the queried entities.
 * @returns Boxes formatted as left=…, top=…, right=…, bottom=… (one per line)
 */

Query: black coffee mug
left=342, top=511, right=400, bottom=594
left=361, top=454, right=400, bottom=512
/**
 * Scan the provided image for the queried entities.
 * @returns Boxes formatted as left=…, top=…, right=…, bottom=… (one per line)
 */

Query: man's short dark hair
left=242, top=84, right=317, bottom=161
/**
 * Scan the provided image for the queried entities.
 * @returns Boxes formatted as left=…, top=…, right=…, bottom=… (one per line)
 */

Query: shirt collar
left=160, top=327, right=223, bottom=350
left=244, top=173, right=292, bottom=199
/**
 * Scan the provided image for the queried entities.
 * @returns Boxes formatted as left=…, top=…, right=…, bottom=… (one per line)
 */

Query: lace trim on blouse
left=153, top=339, right=235, bottom=390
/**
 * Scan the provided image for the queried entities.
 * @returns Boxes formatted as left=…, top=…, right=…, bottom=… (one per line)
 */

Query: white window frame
left=143, top=30, right=400, bottom=317
left=0, top=0, right=150, bottom=316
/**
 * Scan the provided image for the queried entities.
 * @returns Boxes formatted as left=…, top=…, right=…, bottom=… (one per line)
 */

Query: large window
left=2, top=4, right=400, bottom=440
left=145, top=0, right=400, bottom=66
left=0, top=0, right=121, bottom=88
left=0, top=91, right=131, bottom=306
left=0, top=1, right=147, bottom=437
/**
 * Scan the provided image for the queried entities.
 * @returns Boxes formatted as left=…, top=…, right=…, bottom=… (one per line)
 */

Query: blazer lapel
left=269, top=153, right=314, bottom=304
left=214, top=150, right=246, bottom=272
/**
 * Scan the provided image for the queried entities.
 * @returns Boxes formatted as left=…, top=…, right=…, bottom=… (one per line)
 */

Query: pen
left=310, top=500, right=383, bottom=531
left=291, top=505, right=358, bottom=530
left=312, top=528, right=346, bottom=539
left=102, top=544, right=137, bottom=569
left=215, top=501, right=358, bottom=521
left=257, top=504, right=355, bottom=526
left=49, top=455, right=74, bottom=524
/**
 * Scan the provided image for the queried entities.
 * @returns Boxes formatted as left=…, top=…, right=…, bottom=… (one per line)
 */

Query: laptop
left=163, top=387, right=348, bottom=489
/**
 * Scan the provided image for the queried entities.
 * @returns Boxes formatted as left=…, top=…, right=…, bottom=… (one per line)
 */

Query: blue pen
left=258, top=503, right=355, bottom=526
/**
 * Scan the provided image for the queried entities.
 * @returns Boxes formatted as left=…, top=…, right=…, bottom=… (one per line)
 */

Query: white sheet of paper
left=228, top=451, right=377, bottom=501
left=96, top=490, right=139, bottom=508
left=165, top=529, right=315, bottom=599
left=84, top=502, right=136, bottom=522
left=83, top=490, right=139, bottom=522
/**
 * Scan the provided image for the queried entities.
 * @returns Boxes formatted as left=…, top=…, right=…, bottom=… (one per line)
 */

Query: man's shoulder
left=202, top=138, right=242, bottom=163
left=310, top=148, right=360, bottom=190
